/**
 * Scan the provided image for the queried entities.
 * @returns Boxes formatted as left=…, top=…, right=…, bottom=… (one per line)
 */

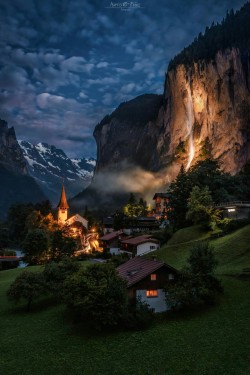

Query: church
left=57, top=184, right=99, bottom=252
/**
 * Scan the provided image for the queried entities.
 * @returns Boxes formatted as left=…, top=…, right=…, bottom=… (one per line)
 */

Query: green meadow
left=1, top=226, right=250, bottom=375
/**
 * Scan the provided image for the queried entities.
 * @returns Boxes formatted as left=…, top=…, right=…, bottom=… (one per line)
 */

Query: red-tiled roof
left=121, top=235, right=159, bottom=246
left=99, top=230, right=124, bottom=241
left=117, top=257, right=175, bottom=287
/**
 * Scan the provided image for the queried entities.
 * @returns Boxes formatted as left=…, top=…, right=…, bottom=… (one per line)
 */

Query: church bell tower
left=57, top=183, right=69, bottom=225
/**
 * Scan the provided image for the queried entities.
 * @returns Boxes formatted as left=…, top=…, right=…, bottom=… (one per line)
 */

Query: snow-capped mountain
left=18, top=141, right=96, bottom=204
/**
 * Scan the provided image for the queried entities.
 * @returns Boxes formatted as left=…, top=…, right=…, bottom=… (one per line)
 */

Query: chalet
left=216, top=201, right=250, bottom=220
left=123, top=216, right=160, bottom=234
left=102, top=217, right=114, bottom=234
left=153, top=192, right=171, bottom=219
left=121, top=235, right=160, bottom=257
left=99, top=230, right=128, bottom=255
left=117, top=257, right=177, bottom=313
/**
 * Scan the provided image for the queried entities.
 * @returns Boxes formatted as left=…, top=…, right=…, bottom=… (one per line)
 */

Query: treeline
left=168, top=2, right=250, bottom=70
left=168, top=158, right=250, bottom=229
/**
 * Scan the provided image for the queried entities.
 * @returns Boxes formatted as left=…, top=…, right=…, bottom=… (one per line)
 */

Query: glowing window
left=150, top=274, right=157, bottom=281
left=146, top=290, right=158, bottom=298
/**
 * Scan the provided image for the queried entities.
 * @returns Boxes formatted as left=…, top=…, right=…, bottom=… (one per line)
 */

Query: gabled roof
left=99, top=230, right=124, bottom=241
left=153, top=192, right=171, bottom=200
left=65, top=214, right=88, bottom=228
left=117, top=257, right=176, bottom=287
left=57, top=184, right=69, bottom=209
left=121, top=234, right=159, bottom=246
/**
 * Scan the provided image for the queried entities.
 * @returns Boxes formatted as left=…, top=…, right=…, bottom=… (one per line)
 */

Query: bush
left=124, top=297, right=154, bottom=330
left=7, top=271, right=47, bottom=311
left=63, top=263, right=128, bottom=330
left=166, top=242, right=223, bottom=310
left=43, top=258, right=80, bottom=295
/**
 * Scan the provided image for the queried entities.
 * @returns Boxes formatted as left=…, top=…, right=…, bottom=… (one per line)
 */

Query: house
left=123, top=216, right=160, bottom=234
left=99, top=230, right=128, bottom=255
left=121, top=235, right=160, bottom=257
left=102, top=217, right=114, bottom=234
left=117, top=257, right=177, bottom=313
left=153, top=192, right=171, bottom=219
left=216, top=201, right=250, bottom=220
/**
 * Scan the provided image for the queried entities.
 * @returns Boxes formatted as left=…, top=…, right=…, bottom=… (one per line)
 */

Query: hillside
left=156, top=224, right=250, bottom=276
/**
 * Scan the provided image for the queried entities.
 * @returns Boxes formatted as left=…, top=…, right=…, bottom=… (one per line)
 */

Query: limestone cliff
left=156, top=47, right=250, bottom=175
left=93, top=48, right=250, bottom=179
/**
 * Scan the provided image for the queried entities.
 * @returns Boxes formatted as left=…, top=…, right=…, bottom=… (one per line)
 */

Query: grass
left=157, top=224, right=250, bottom=275
left=1, top=227, right=250, bottom=375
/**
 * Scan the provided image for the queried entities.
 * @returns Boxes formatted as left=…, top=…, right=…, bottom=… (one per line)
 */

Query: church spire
left=57, top=183, right=69, bottom=224
left=57, top=183, right=69, bottom=209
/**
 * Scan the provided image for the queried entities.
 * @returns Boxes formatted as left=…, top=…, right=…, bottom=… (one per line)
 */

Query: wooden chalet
left=121, top=234, right=160, bottom=257
left=117, top=257, right=177, bottom=313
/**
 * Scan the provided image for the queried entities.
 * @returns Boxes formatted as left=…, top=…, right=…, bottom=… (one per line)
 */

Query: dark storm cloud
left=0, top=0, right=247, bottom=157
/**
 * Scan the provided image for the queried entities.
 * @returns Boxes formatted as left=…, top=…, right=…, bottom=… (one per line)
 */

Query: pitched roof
left=99, top=230, right=124, bottom=241
left=121, top=235, right=159, bottom=246
left=117, top=257, right=175, bottom=287
left=153, top=192, right=171, bottom=200
left=57, top=184, right=69, bottom=209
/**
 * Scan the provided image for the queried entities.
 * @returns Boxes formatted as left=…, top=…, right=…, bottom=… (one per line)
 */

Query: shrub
left=7, top=271, right=47, bottom=311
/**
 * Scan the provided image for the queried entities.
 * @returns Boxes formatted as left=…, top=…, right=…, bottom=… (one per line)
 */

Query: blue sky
left=0, top=0, right=246, bottom=158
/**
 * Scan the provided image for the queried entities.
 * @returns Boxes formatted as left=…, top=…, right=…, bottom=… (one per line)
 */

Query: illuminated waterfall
left=185, top=89, right=195, bottom=170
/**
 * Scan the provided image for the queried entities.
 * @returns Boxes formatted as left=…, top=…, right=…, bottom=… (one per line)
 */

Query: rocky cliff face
left=0, top=119, right=28, bottom=174
left=94, top=48, right=250, bottom=179
left=0, top=119, right=46, bottom=219
left=156, top=47, right=250, bottom=175
left=94, top=94, right=163, bottom=172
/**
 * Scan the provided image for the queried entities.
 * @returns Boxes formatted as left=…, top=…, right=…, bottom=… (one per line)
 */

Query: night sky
left=0, top=0, right=246, bottom=158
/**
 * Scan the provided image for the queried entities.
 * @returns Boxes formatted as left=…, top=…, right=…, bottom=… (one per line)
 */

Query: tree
left=168, top=165, right=192, bottom=228
left=7, top=271, right=46, bottom=311
left=166, top=242, right=222, bottom=309
left=43, top=258, right=80, bottom=295
left=186, top=186, right=212, bottom=226
left=64, top=263, right=128, bottom=330
left=50, top=229, right=77, bottom=260
left=22, top=228, right=50, bottom=264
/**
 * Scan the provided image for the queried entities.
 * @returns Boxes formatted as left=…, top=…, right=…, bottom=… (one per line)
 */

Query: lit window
left=146, top=290, right=158, bottom=297
left=150, top=274, right=157, bottom=281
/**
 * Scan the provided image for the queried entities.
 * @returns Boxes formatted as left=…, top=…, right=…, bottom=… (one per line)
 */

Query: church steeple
left=57, top=183, right=69, bottom=224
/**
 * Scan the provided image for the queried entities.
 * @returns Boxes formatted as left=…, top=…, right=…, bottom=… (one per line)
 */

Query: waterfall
left=185, top=88, right=195, bottom=170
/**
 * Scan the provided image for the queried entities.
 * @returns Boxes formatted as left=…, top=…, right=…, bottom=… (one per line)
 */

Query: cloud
left=61, top=56, right=94, bottom=74
left=96, top=62, right=109, bottom=68
left=121, top=83, right=136, bottom=94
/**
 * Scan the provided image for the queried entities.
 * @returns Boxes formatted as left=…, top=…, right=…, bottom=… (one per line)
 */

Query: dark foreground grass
left=1, top=267, right=250, bottom=375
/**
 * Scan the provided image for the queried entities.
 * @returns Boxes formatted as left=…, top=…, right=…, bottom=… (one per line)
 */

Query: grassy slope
left=157, top=225, right=250, bottom=275
left=1, top=227, right=250, bottom=375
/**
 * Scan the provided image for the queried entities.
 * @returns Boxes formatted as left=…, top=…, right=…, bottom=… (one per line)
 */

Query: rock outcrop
left=0, top=119, right=46, bottom=219
left=0, top=119, right=28, bottom=174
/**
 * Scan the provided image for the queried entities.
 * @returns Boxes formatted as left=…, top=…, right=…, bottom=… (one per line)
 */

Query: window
left=169, top=273, right=175, bottom=280
left=146, top=290, right=158, bottom=298
left=150, top=245, right=156, bottom=250
left=150, top=274, right=157, bottom=281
